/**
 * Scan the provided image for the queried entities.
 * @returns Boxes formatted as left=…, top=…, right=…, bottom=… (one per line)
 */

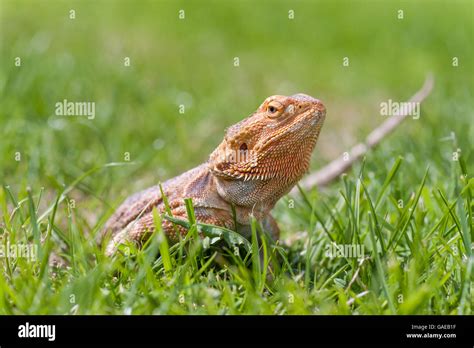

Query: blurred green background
left=1, top=0, right=473, bottom=227
left=0, top=0, right=473, bottom=316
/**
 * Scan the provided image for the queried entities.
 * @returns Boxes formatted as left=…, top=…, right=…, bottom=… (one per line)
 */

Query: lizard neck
left=212, top=137, right=313, bottom=210
left=213, top=174, right=298, bottom=213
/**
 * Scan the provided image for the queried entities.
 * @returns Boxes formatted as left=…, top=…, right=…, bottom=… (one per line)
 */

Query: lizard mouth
left=260, top=103, right=326, bottom=150
left=297, top=96, right=326, bottom=136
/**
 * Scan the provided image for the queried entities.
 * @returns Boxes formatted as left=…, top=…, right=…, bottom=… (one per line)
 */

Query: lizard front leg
left=104, top=204, right=234, bottom=256
left=262, top=214, right=280, bottom=241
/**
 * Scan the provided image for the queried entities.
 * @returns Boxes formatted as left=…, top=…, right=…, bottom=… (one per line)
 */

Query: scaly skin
left=102, top=94, right=326, bottom=255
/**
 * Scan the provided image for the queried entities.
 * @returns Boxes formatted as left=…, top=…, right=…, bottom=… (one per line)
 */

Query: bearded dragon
left=101, top=94, right=326, bottom=255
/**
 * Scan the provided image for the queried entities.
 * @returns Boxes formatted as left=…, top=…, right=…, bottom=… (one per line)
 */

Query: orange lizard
left=101, top=94, right=326, bottom=255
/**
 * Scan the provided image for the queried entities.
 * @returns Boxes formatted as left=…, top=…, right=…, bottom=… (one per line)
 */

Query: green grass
left=0, top=0, right=473, bottom=314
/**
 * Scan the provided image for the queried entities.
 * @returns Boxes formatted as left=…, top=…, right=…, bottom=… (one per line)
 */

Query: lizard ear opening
left=208, top=139, right=259, bottom=181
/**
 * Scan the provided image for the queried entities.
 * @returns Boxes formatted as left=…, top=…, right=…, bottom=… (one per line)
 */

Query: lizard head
left=209, top=93, right=326, bottom=208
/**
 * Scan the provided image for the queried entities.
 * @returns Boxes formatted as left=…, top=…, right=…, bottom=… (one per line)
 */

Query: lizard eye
left=266, top=101, right=283, bottom=118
